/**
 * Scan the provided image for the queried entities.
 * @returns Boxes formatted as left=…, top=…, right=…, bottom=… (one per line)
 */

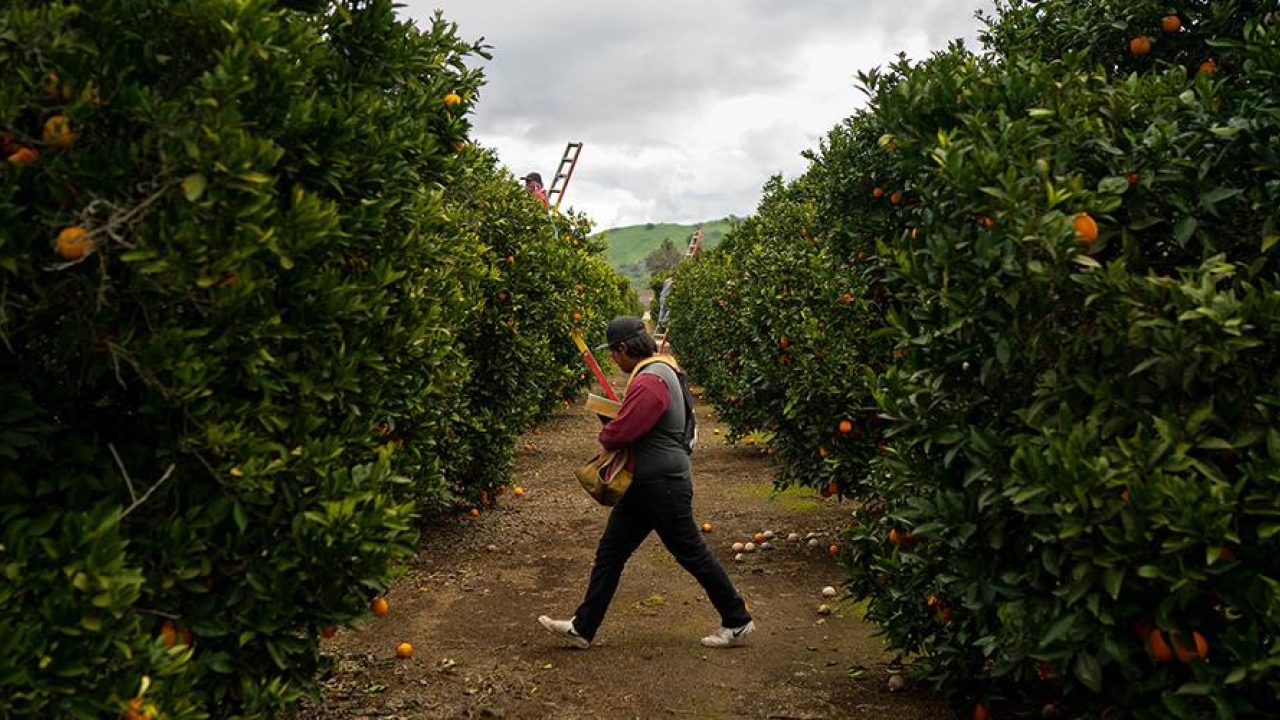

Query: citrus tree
left=843, top=2, right=1280, bottom=716
left=0, top=1, right=629, bottom=716
left=439, top=148, right=636, bottom=511
left=673, top=0, right=1280, bottom=715
left=670, top=165, right=891, bottom=497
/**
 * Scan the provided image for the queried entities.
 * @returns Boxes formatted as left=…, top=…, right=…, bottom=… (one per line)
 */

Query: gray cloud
left=402, top=1, right=993, bottom=228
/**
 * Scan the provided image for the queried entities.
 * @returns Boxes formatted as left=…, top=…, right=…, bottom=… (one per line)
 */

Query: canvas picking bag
left=574, top=447, right=633, bottom=506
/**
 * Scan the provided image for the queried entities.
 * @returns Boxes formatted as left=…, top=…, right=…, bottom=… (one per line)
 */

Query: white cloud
left=400, top=1, right=994, bottom=229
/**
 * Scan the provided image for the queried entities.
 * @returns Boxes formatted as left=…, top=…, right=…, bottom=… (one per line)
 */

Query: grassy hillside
left=594, top=217, right=740, bottom=293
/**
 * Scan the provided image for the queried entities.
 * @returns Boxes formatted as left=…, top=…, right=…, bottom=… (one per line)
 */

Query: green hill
left=594, top=217, right=740, bottom=292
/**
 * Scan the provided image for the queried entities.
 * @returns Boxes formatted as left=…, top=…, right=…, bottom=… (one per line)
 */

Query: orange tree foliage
left=673, top=0, right=1280, bottom=716
left=0, top=1, right=629, bottom=717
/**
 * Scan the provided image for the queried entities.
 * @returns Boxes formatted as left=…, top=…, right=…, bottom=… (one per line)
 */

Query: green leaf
left=1074, top=652, right=1102, bottom=692
left=1102, top=566, right=1124, bottom=600
left=1098, top=176, right=1130, bottom=194
left=1174, top=217, right=1198, bottom=246
left=182, top=173, right=208, bottom=202
left=233, top=503, right=248, bottom=533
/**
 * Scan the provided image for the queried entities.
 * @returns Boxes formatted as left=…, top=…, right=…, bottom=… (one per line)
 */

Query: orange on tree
left=158, top=621, right=179, bottom=648
left=889, top=529, right=902, bottom=546
left=370, top=597, right=389, bottom=617
left=837, top=419, right=853, bottom=434
left=42, top=114, right=75, bottom=148
left=467, top=507, right=480, bottom=518
left=1073, top=212, right=1099, bottom=246
left=1198, top=59, right=1218, bottom=76
left=1148, top=628, right=1174, bottom=662
left=1161, top=15, right=1182, bottom=33
left=395, top=642, right=414, bottom=659
left=7, top=146, right=39, bottom=165
left=889, top=190, right=902, bottom=205
left=1173, top=631, right=1209, bottom=663
left=57, top=226, right=94, bottom=260
left=1129, top=36, right=1153, bottom=56
left=123, top=697, right=153, bottom=720
left=872, top=187, right=884, bottom=198
left=817, top=445, right=828, bottom=458
left=443, top=92, right=462, bottom=107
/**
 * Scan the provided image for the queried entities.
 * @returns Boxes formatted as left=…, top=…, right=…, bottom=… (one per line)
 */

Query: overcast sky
left=398, top=1, right=995, bottom=231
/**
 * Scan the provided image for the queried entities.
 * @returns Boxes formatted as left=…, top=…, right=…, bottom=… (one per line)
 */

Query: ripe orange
left=701, top=522, right=712, bottom=532
left=158, top=621, right=178, bottom=647
left=395, top=642, right=414, bottom=659
left=1148, top=628, right=1174, bottom=662
left=778, top=335, right=789, bottom=349
left=889, top=190, right=902, bottom=205
left=513, top=486, right=525, bottom=497
left=1073, top=212, right=1099, bottom=245
left=1126, top=171, right=1139, bottom=185
left=837, top=419, right=853, bottom=434
left=57, top=226, right=94, bottom=260
left=977, top=214, right=995, bottom=228
left=321, top=626, right=337, bottom=639
left=1173, top=631, right=1209, bottom=663
left=1120, top=489, right=1130, bottom=504
left=42, top=114, right=75, bottom=148
left=572, top=311, right=582, bottom=321
left=1198, top=59, right=1218, bottom=76
left=467, top=508, right=480, bottom=518
left=827, top=544, right=839, bottom=555
left=124, top=697, right=153, bottom=720
left=7, top=146, right=40, bottom=165
left=1161, top=15, right=1182, bottom=34
left=443, top=92, right=462, bottom=107
left=753, top=532, right=766, bottom=544
left=823, top=481, right=839, bottom=498
left=370, top=597, right=389, bottom=617
left=817, top=446, right=828, bottom=458
left=973, top=702, right=990, bottom=720
left=872, top=187, right=884, bottom=199
left=889, top=529, right=902, bottom=546
left=1129, top=36, right=1153, bottom=57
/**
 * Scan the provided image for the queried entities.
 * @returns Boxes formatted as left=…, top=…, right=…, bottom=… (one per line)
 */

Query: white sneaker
left=701, top=620, right=755, bottom=648
left=538, top=615, right=590, bottom=649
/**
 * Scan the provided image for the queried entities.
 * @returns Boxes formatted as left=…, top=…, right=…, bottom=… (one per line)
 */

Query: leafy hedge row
left=0, top=1, right=630, bottom=717
left=670, top=0, right=1280, bottom=716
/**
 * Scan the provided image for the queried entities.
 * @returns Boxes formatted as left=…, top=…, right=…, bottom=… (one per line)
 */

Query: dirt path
left=301, top=388, right=952, bottom=720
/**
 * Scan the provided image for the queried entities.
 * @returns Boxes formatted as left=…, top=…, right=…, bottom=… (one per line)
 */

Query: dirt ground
left=299, top=384, right=954, bottom=720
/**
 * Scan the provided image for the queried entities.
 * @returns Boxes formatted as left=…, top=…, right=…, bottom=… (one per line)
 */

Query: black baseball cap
left=521, top=172, right=542, bottom=184
left=595, top=316, right=646, bottom=351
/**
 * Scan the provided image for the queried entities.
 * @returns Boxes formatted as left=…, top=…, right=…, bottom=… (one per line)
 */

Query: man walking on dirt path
left=539, top=317, right=755, bottom=649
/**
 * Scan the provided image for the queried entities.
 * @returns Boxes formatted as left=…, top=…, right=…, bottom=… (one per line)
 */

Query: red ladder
left=547, top=142, right=583, bottom=211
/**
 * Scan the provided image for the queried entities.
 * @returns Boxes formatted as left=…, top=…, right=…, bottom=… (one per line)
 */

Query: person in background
left=538, top=317, right=755, bottom=649
left=521, top=171, right=549, bottom=208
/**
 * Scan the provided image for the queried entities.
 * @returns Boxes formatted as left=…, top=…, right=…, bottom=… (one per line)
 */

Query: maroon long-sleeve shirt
left=598, top=373, right=669, bottom=450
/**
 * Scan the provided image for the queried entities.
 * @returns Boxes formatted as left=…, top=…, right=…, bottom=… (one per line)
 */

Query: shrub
left=0, top=1, right=482, bottom=715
